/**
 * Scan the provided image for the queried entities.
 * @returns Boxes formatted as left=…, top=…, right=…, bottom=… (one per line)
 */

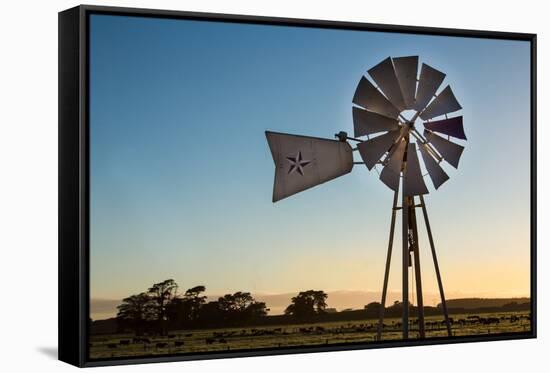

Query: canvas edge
left=58, top=5, right=88, bottom=367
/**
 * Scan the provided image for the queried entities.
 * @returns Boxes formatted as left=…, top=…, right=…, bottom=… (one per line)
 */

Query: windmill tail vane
left=265, top=55, right=467, bottom=340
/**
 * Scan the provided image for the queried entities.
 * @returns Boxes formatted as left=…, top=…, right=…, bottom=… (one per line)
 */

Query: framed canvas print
left=58, top=5, right=537, bottom=367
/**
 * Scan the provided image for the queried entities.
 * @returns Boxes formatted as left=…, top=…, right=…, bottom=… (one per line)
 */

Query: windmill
left=266, top=56, right=466, bottom=340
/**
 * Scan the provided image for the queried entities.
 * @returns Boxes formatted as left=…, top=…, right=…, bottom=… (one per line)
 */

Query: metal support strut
left=377, top=147, right=451, bottom=340
left=376, top=187, right=400, bottom=340
left=420, top=195, right=452, bottom=337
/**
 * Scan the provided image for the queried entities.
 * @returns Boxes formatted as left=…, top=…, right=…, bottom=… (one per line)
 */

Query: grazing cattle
left=119, top=339, right=130, bottom=345
left=155, top=342, right=168, bottom=349
left=107, top=343, right=117, bottom=349
left=174, top=341, right=184, bottom=347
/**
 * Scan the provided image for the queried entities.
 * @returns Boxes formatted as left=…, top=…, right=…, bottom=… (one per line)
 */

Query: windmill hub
left=352, top=56, right=466, bottom=192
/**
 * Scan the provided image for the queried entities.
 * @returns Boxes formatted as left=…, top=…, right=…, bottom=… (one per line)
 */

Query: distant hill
left=91, top=318, right=118, bottom=335
left=91, top=297, right=531, bottom=335
left=442, top=298, right=530, bottom=309
left=92, top=293, right=531, bottom=320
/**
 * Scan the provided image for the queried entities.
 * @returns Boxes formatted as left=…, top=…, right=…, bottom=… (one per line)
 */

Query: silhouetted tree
left=218, top=292, right=267, bottom=323
left=198, top=301, right=223, bottom=326
left=114, top=281, right=269, bottom=332
left=166, top=285, right=207, bottom=328
left=148, top=279, right=178, bottom=335
left=184, top=285, right=207, bottom=321
left=116, top=293, right=155, bottom=335
left=246, top=301, right=269, bottom=318
left=364, top=302, right=382, bottom=316
left=285, top=290, right=328, bottom=319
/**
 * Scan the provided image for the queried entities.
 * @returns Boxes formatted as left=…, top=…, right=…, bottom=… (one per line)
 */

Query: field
left=89, top=311, right=531, bottom=359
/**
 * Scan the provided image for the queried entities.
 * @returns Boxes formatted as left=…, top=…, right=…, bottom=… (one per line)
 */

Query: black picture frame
left=58, top=4, right=537, bottom=367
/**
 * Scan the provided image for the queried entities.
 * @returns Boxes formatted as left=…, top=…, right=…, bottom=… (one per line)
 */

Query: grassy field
left=89, top=311, right=531, bottom=359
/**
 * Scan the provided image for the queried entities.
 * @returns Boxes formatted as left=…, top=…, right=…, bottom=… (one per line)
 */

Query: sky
left=89, top=14, right=531, bottom=319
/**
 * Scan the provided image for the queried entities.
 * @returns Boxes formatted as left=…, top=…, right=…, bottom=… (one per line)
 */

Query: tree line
left=116, top=279, right=329, bottom=335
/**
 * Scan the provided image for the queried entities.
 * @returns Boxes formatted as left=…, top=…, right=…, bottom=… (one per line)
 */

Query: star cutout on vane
left=286, top=151, right=311, bottom=176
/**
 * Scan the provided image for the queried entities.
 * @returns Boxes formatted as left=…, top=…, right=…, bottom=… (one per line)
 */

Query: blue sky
left=89, top=14, right=531, bottom=311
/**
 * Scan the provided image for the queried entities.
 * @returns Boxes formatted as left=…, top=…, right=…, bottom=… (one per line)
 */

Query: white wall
left=0, top=0, right=546, bottom=371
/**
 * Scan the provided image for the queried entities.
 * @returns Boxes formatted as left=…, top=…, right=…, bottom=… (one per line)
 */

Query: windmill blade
left=353, top=107, right=399, bottom=137
left=379, top=138, right=406, bottom=191
left=393, top=56, right=418, bottom=110
left=424, top=116, right=467, bottom=140
left=368, top=57, right=406, bottom=111
left=419, top=86, right=462, bottom=120
left=266, top=131, right=353, bottom=202
left=424, top=130, right=465, bottom=168
left=352, top=76, right=400, bottom=119
left=418, top=143, right=449, bottom=189
left=414, top=63, right=446, bottom=112
left=357, top=130, right=402, bottom=170
left=403, top=143, right=429, bottom=196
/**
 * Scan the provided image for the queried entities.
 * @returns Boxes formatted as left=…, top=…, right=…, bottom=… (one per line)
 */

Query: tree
left=364, top=302, right=382, bottom=316
left=148, top=279, right=178, bottom=335
left=246, top=301, right=269, bottom=319
left=166, top=285, right=207, bottom=328
left=198, top=301, right=223, bottom=326
left=184, top=285, right=207, bottom=321
left=285, top=290, right=328, bottom=319
left=217, top=292, right=268, bottom=323
left=116, top=293, right=155, bottom=335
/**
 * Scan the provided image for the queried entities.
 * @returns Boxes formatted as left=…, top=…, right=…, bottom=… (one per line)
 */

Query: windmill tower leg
left=402, top=194, right=410, bottom=339
left=409, top=197, right=426, bottom=338
left=419, top=195, right=452, bottom=337
left=376, top=188, right=400, bottom=340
